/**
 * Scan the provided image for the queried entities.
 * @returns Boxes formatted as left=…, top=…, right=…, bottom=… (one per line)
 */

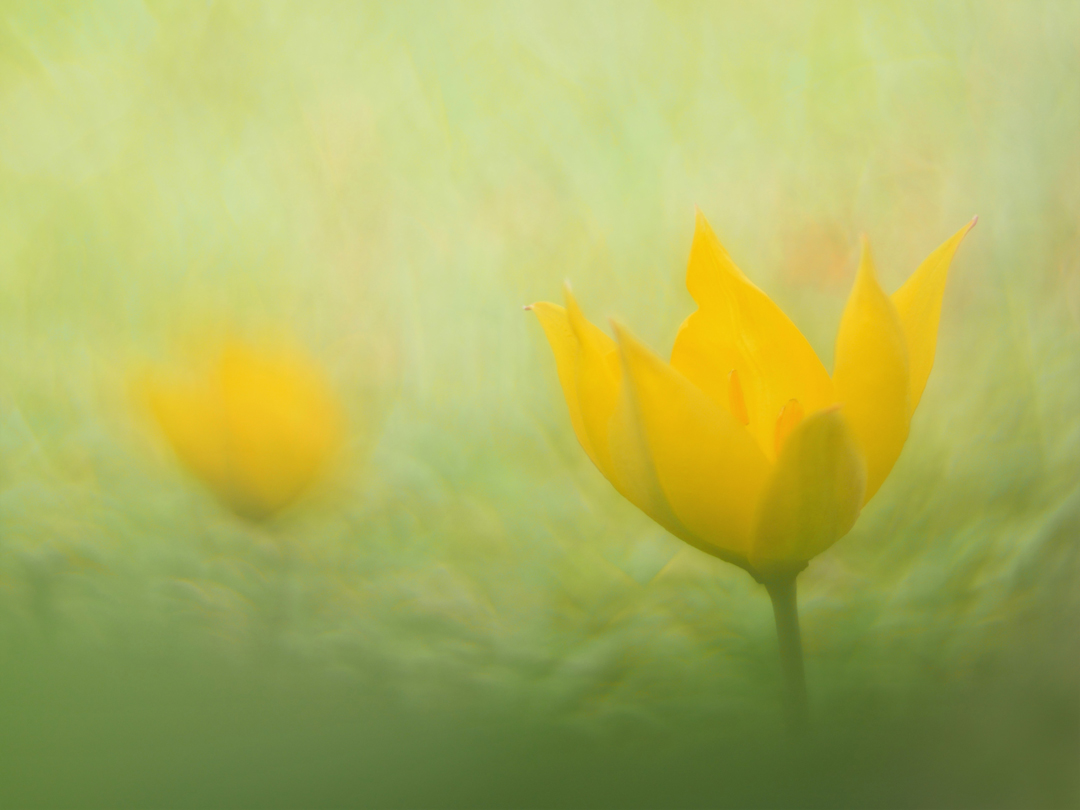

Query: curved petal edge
left=833, top=238, right=911, bottom=503
left=614, top=321, right=771, bottom=560
left=892, top=217, right=977, bottom=412
left=750, top=408, right=866, bottom=574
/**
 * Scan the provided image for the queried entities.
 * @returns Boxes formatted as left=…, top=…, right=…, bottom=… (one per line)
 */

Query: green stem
left=764, top=573, right=808, bottom=733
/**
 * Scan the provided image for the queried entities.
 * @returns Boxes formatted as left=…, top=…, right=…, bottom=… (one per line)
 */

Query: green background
left=1, top=1, right=1077, bottom=807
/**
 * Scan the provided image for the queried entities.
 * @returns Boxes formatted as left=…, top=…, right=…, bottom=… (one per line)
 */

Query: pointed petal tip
left=857, top=234, right=875, bottom=272
left=561, top=280, right=578, bottom=309
left=969, top=215, right=979, bottom=229
left=692, top=207, right=718, bottom=238
left=608, top=318, right=637, bottom=352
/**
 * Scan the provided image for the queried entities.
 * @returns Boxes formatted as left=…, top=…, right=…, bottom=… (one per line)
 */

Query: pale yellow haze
left=145, top=343, right=343, bottom=520
left=530, top=212, right=975, bottom=579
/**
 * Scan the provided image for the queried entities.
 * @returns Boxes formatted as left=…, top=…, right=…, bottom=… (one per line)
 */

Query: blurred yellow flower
left=145, top=341, right=342, bottom=520
left=529, top=211, right=975, bottom=581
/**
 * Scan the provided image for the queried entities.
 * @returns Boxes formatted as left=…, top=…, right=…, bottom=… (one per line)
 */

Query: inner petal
left=670, top=212, right=836, bottom=461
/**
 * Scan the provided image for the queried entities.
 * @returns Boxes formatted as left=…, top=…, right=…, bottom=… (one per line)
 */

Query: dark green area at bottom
left=2, top=616, right=1076, bottom=810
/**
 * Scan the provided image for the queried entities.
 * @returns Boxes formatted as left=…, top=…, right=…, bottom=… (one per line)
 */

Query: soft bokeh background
left=1, top=1, right=1077, bottom=807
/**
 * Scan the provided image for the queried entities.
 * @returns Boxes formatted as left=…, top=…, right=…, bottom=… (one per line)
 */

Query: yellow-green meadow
left=1, top=2, right=1077, bottom=807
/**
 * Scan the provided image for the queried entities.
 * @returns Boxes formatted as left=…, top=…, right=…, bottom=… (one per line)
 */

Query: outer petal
left=565, top=286, right=622, bottom=477
left=750, top=408, right=866, bottom=574
left=531, top=296, right=746, bottom=566
left=833, top=238, right=910, bottom=503
left=614, top=322, right=771, bottom=558
left=529, top=288, right=621, bottom=480
left=606, top=374, right=698, bottom=549
left=529, top=301, right=601, bottom=470
left=892, top=218, right=977, bottom=411
left=671, top=210, right=834, bottom=460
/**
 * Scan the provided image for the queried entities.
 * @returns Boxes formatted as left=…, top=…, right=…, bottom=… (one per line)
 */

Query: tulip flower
left=528, top=211, right=975, bottom=728
left=145, top=341, right=342, bottom=520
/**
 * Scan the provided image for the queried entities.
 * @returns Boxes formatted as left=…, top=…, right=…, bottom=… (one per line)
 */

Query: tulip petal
left=606, top=378, right=697, bottom=546
left=891, top=218, right=976, bottom=411
left=833, top=238, right=910, bottom=503
left=529, top=288, right=621, bottom=480
left=750, top=408, right=866, bottom=573
left=614, top=322, right=771, bottom=558
left=564, top=286, right=622, bottom=477
left=529, top=301, right=600, bottom=470
left=671, top=211, right=834, bottom=460
left=532, top=297, right=719, bottom=561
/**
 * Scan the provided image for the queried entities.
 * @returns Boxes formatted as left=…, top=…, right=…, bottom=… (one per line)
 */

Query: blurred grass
left=0, top=1, right=1077, bottom=807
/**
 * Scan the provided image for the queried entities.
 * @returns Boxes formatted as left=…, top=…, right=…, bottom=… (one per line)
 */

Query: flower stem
left=764, top=573, right=808, bottom=733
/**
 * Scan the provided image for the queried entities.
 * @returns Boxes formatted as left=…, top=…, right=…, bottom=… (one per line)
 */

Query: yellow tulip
left=529, top=210, right=975, bottom=727
left=145, top=341, right=342, bottom=520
